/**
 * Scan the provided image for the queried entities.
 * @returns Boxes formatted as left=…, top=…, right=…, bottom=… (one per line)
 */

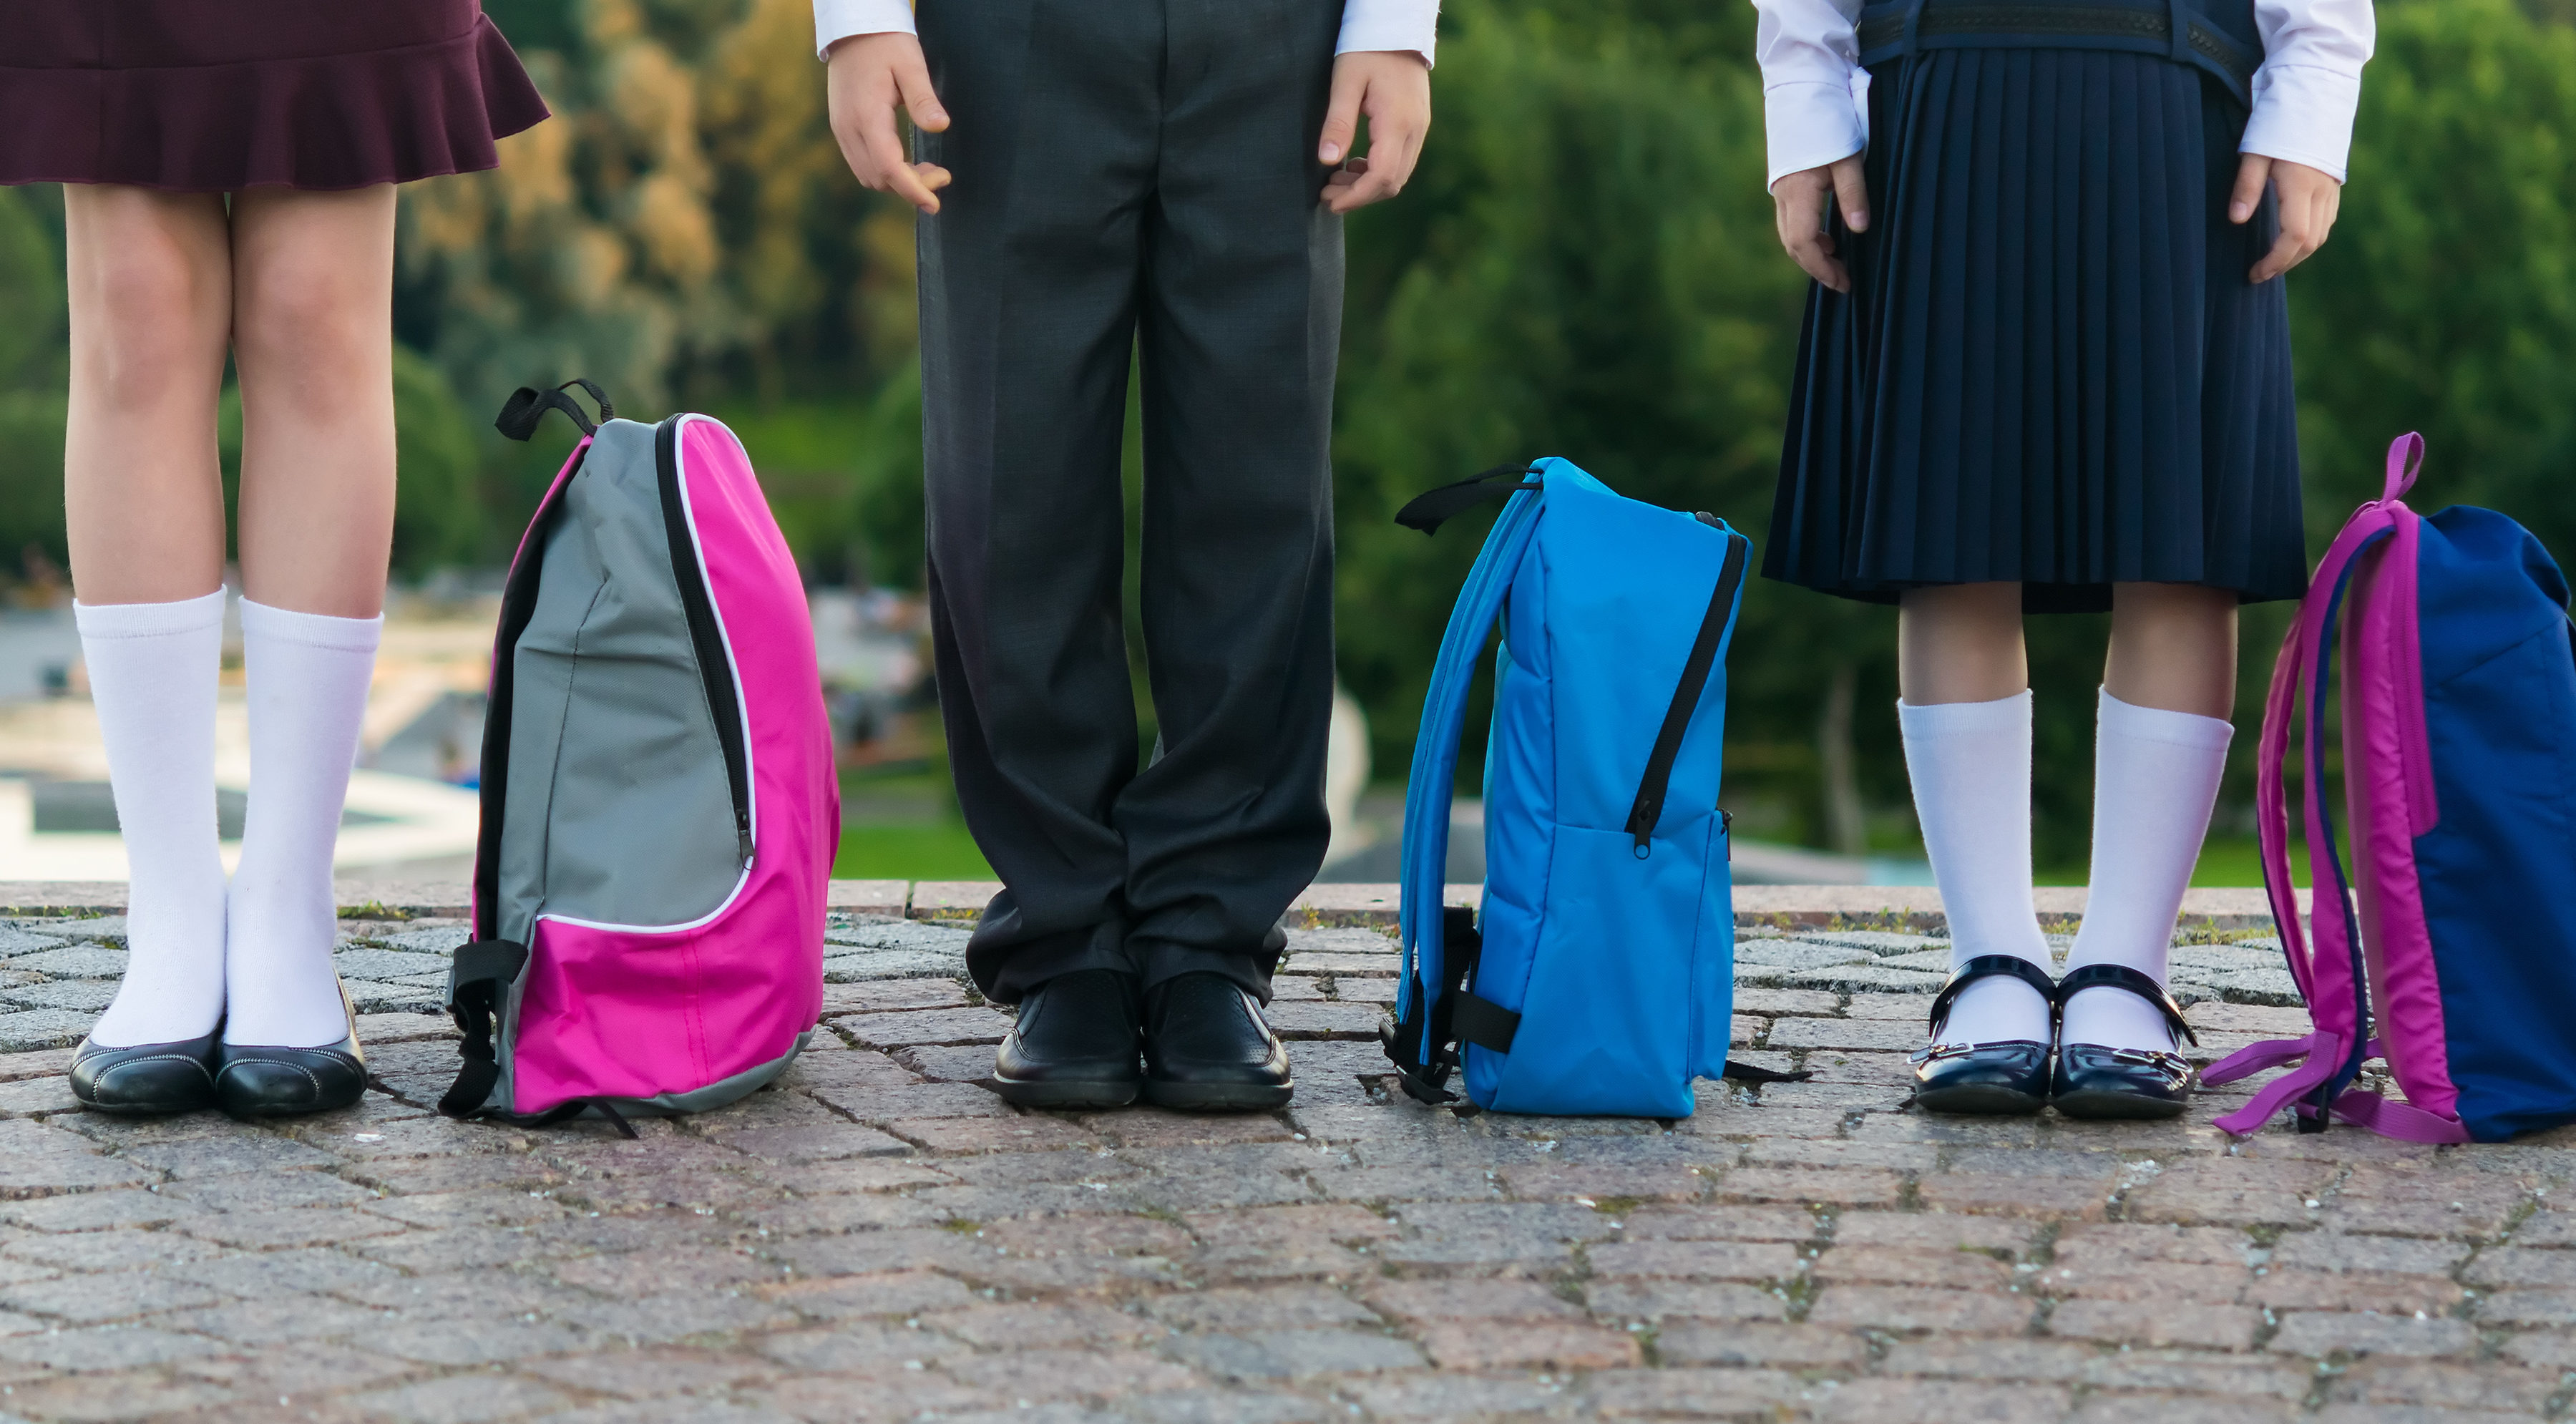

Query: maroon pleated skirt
left=1, top=1, right=550, bottom=191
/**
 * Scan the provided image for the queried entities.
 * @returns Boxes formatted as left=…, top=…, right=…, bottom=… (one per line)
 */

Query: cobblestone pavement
left=0, top=915, right=2565, bottom=1423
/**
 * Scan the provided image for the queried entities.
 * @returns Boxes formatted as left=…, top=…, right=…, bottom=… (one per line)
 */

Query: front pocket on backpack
left=1476, top=821, right=1703, bottom=1117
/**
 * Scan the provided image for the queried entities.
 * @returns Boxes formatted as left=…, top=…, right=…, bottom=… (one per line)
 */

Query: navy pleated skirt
left=1766, top=48, right=2306, bottom=613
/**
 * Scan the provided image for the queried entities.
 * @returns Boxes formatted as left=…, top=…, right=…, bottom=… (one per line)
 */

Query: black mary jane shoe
left=990, top=968, right=1145, bottom=1109
left=1909, top=954, right=2058, bottom=1116
left=68, top=1030, right=221, bottom=1115
left=216, top=985, right=368, bottom=1118
left=2049, top=963, right=2199, bottom=1121
left=1141, top=972, right=1294, bottom=1112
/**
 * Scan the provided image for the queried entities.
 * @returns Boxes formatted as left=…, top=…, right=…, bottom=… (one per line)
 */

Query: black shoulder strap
left=1382, top=905, right=1486, bottom=1104
left=440, top=938, right=530, bottom=1118
left=1395, top=462, right=1542, bottom=535
left=495, top=379, right=615, bottom=441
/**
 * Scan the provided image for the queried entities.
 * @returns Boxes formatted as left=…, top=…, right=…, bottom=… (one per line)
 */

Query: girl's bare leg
left=220, top=186, right=397, bottom=1048
left=62, top=187, right=235, bottom=1046
left=1895, top=584, right=2052, bottom=1048
left=2062, top=582, right=2240, bottom=1053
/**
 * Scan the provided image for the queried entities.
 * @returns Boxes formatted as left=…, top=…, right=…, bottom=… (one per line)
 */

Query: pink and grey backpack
left=2205, top=434, right=2576, bottom=1143
left=440, top=381, right=838, bottom=1129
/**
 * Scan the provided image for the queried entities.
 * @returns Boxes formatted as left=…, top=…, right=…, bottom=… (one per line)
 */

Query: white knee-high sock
left=224, top=600, right=381, bottom=1048
left=2062, top=689, right=2235, bottom=1053
left=1901, top=691, right=2054, bottom=1045
left=76, top=592, right=230, bottom=1047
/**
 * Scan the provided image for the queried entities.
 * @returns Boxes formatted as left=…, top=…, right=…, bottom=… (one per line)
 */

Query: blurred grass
left=831, top=822, right=993, bottom=881
left=2034, top=836, right=2311, bottom=889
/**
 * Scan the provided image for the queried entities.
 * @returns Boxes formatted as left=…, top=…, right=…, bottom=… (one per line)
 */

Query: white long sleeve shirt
left=815, top=0, right=1442, bottom=67
left=1752, top=0, right=2373, bottom=187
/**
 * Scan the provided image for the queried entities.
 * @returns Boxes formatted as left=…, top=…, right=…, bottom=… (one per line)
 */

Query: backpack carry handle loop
left=439, top=938, right=530, bottom=1118
left=496, top=379, right=616, bottom=441
left=2381, top=430, right=2425, bottom=504
left=1395, top=462, right=1543, bottom=535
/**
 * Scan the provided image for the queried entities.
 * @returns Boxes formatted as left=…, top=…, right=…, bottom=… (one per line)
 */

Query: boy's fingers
left=866, top=115, right=938, bottom=212
left=2228, top=152, right=2270, bottom=225
left=1318, top=69, right=1365, bottom=165
left=893, top=54, right=948, bottom=133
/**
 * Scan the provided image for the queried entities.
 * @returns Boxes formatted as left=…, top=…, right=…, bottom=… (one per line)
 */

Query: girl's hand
left=2232, top=154, right=2340, bottom=284
left=826, top=32, right=952, bottom=215
left=1771, top=154, right=1870, bottom=293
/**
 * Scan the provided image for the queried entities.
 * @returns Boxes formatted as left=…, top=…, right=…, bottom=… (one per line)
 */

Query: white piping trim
left=670, top=413, right=761, bottom=856
left=536, top=864, right=756, bottom=935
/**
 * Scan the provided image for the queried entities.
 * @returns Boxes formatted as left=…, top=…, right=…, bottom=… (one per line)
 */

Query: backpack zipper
left=653, top=418, right=756, bottom=866
left=1624, top=520, right=1749, bottom=856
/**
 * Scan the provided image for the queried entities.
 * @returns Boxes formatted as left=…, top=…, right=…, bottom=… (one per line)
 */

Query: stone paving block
left=0, top=1322, right=226, bottom=1372
left=153, top=1290, right=398, bottom=1345
left=1118, top=1388, right=1333, bottom=1424
left=1652, top=1320, right=1863, bottom=1368
left=1620, top=1203, right=1819, bottom=1242
left=922, top=1299, right=1168, bottom=1349
left=1157, top=1327, right=1421, bottom=1381
left=2326, top=1358, right=2563, bottom=1413
left=1733, top=941, right=1875, bottom=970
left=1, top=1185, right=208, bottom=1232
left=172, top=1204, right=409, bottom=1250
left=2072, top=1393, right=2302, bottom=1424
left=2039, top=1258, right=2248, bottom=1303
left=1377, top=1201, right=1612, bottom=1270
left=0, top=1371, right=237, bottom=1422
left=547, top=1243, right=778, bottom=1296
left=1711, top=1166, right=1903, bottom=1208
left=1815, top=1378, right=2069, bottom=1424
left=1417, top=1319, right=1641, bottom=1370
left=2472, top=1286, right=2576, bottom=1325
left=2248, top=1267, right=2464, bottom=1314
left=1585, top=1367, right=1807, bottom=1420
left=820, top=979, right=969, bottom=1015
left=1813, top=1244, right=2014, bottom=1291
left=0, top=1268, right=228, bottom=1322
left=341, top=1372, right=575, bottom=1423
left=557, top=1289, right=799, bottom=1344
left=161, top=1168, right=379, bottom=1214
left=0, top=1046, right=75, bottom=1083
left=2, top=1225, right=230, bottom=1273
left=758, top=1321, right=972, bottom=1372
left=1259, top=1003, right=1382, bottom=1040
left=1146, top=1284, right=1381, bottom=1334
left=2047, top=1296, right=2261, bottom=1349
left=1362, top=1277, right=1585, bottom=1324
left=0, top=944, right=127, bottom=977
left=1917, top=1172, right=2115, bottom=1219
left=833, top=1007, right=1014, bottom=1048
left=170, top=1244, right=404, bottom=1299
left=2053, top=1221, right=2255, bottom=1267
left=2326, top=1168, right=2533, bottom=1238
left=1330, top=1371, right=1581, bottom=1420
left=368, top=1315, right=594, bottom=1365
left=1587, top=1238, right=1801, bottom=1282
left=1805, top=1284, right=2033, bottom=1335
left=518, top=1347, right=776, bottom=1400
left=2269, top=1311, right=2477, bottom=1358
left=755, top=1267, right=980, bottom=1321
left=1740, top=1138, right=1937, bottom=1172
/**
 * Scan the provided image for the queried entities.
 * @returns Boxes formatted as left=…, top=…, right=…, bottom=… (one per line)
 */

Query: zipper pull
left=1722, top=809, right=1733, bottom=862
left=737, top=826, right=755, bottom=866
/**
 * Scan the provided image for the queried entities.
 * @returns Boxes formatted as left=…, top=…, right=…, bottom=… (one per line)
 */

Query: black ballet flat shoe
left=2049, top=963, right=2199, bottom=1121
left=68, top=1030, right=221, bottom=1115
left=990, top=968, right=1144, bottom=1109
left=1141, top=972, right=1294, bottom=1112
left=216, top=986, right=367, bottom=1118
left=1909, top=954, right=2058, bottom=1116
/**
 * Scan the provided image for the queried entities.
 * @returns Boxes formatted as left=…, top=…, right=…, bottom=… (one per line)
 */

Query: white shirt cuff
left=2240, top=63, right=2361, bottom=183
left=1764, top=79, right=1868, bottom=189
left=1337, top=0, right=1440, bottom=67
left=815, top=0, right=915, bottom=59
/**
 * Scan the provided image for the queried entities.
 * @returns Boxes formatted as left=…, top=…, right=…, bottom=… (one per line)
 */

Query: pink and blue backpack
left=2205, top=434, right=2576, bottom=1143
left=440, top=381, right=839, bottom=1129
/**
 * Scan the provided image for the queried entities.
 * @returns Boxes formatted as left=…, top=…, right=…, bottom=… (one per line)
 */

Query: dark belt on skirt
left=1857, top=0, right=2262, bottom=104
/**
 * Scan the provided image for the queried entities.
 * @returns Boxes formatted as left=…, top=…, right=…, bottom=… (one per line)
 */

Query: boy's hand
left=1319, top=52, right=1431, bottom=213
left=1770, top=154, right=1870, bottom=293
left=2232, top=154, right=2340, bottom=284
left=826, top=33, right=952, bottom=215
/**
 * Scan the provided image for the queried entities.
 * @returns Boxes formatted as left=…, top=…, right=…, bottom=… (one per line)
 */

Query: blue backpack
left=1381, top=459, right=1800, bottom=1116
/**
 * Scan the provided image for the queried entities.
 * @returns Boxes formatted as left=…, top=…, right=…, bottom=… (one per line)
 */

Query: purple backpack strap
left=2208, top=434, right=2469, bottom=1146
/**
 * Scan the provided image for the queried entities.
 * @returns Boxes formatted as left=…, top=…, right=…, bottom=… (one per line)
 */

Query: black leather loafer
left=68, top=1030, right=220, bottom=1115
left=1910, top=953, right=2058, bottom=1116
left=1142, top=972, right=1293, bottom=1111
left=2051, top=963, right=2198, bottom=1120
left=990, top=968, right=1143, bottom=1108
left=218, top=986, right=367, bottom=1118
